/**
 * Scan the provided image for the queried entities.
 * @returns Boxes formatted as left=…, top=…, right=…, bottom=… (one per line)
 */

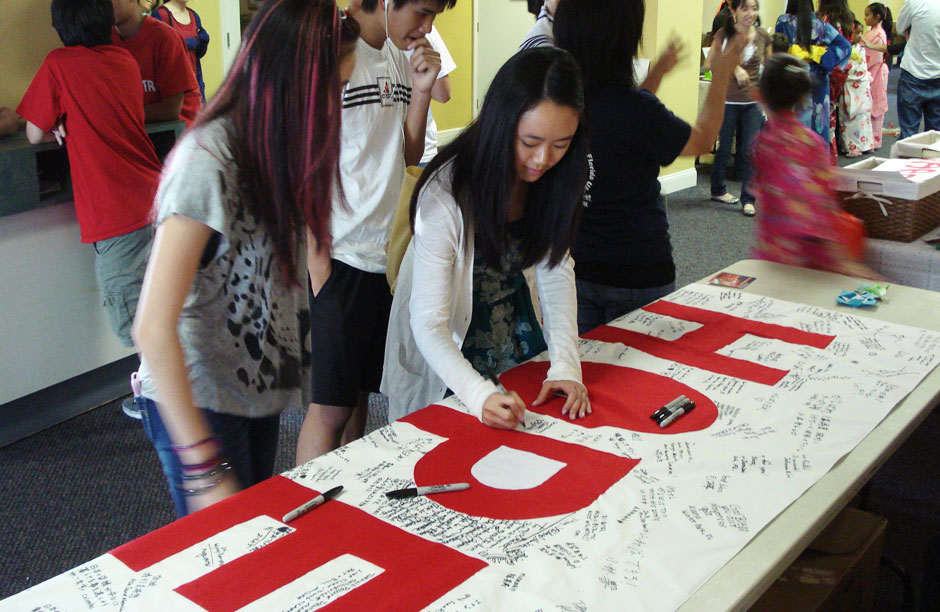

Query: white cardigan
left=381, top=166, right=583, bottom=423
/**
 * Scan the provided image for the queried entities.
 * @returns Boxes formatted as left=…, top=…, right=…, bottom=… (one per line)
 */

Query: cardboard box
left=750, top=507, right=887, bottom=612
left=890, top=130, right=940, bottom=159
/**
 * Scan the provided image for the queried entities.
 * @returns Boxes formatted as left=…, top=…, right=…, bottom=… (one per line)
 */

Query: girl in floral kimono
left=861, top=3, right=891, bottom=149
left=838, top=22, right=874, bottom=156
left=775, top=0, right=852, bottom=155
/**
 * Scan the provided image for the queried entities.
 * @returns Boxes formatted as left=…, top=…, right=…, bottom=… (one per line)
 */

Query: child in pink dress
left=838, top=22, right=874, bottom=156
left=752, top=54, right=875, bottom=277
left=862, top=3, right=891, bottom=149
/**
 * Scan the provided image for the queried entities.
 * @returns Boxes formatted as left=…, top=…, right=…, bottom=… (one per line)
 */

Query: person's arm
left=818, top=23, right=852, bottom=72
left=531, top=254, right=590, bottom=419
left=409, top=184, right=524, bottom=429
left=306, top=226, right=331, bottom=297
left=193, top=10, right=210, bottom=59
left=145, top=91, right=185, bottom=122
left=25, top=119, right=66, bottom=145
left=519, top=3, right=555, bottom=50
left=132, top=215, right=239, bottom=513
left=403, top=39, right=440, bottom=167
left=641, top=37, right=686, bottom=95
left=679, top=30, right=745, bottom=156
left=0, top=107, right=22, bottom=136
left=431, top=75, right=451, bottom=104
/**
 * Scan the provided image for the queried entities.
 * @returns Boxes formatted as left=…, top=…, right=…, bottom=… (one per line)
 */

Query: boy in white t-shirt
left=297, top=0, right=457, bottom=464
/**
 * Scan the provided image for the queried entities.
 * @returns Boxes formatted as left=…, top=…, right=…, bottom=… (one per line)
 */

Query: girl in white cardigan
left=382, top=47, right=591, bottom=429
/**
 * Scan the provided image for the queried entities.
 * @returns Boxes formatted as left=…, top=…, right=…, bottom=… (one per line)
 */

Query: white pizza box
left=834, top=156, right=940, bottom=201
left=890, top=130, right=940, bottom=159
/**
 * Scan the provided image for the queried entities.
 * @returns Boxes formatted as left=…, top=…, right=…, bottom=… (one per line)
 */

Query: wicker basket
left=837, top=190, right=940, bottom=242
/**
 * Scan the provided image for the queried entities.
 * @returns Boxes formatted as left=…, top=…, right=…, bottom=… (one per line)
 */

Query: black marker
left=658, top=399, right=696, bottom=428
left=651, top=395, right=689, bottom=422
left=386, top=483, right=470, bottom=499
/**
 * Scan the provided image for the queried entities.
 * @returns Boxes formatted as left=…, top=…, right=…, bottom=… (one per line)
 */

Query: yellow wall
left=0, top=1, right=225, bottom=110
left=194, top=1, right=224, bottom=100
left=431, top=3, right=473, bottom=131
left=643, top=0, right=705, bottom=177
left=0, top=4, right=61, bottom=110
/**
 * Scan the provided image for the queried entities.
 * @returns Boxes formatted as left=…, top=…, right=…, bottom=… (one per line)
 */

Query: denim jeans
left=711, top=103, right=763, bottom=205
left=139, top=397, right=281, bottom=517
left=897, top=69, right=940, bottom=139
left=576, top=279, right=676, bottom=335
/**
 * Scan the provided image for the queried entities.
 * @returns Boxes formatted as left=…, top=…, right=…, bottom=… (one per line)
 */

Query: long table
left=680, top=259, right=940, bottom=610
left=4, top=259, right=940, bottom=611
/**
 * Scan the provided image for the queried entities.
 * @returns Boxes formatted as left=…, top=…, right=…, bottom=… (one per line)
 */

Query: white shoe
left=742, top=203, right=756, bottom=217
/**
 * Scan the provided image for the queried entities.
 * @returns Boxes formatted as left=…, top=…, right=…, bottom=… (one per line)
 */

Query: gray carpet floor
left=3, top=69, right=938, bottom=609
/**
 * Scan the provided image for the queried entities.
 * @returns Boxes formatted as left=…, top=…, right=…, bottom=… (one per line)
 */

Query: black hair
left=866, top=3, right=893, bottom=40
left=51, top=0, right=113, bottom=47
left=818, top=0, right=852, bottom=36
left=786, top=0, right=815, bottom=50
left=759, top=53, right=812, bottom=112
left=411, top=47, right=588, bottom=270
left=554, top=0, right=644, bottom=90
left=359, top=0, right=456, bottom=13
left=722, top=0, right=758, bottom=42
left=772, top=32, right=790, bottom=53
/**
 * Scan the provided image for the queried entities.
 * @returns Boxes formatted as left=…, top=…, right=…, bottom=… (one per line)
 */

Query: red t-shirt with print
left=17, top=45, right=161, bottom=243
left=112, top=17, right=201, bottom=125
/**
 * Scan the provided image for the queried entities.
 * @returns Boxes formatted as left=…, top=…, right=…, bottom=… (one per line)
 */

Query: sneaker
left=122, top=396, right=142, bottom=419
left=742, top=203, right=756, bottom=217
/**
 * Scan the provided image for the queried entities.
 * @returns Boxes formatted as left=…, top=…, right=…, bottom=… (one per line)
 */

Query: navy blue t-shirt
left=573, top=85, right=691, bottom=289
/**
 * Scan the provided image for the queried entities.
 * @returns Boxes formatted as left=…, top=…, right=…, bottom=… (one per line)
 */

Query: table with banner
left=5, top=259, right=940, bottom=612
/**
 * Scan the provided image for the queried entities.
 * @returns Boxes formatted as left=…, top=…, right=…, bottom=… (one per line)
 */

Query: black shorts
left=309, top=259, right=393, bottom=406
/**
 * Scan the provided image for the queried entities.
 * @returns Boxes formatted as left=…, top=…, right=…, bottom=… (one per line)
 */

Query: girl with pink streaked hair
left=132, top=0, right=359, bottom=516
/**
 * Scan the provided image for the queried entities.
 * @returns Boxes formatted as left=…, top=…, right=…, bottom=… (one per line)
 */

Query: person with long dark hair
left=860, top=3, right=892, bottom=148
left=706, top=0, right=771, bottom=216
left=132, top=0, right=359, bottom=516
left=526, top=0, right=742, bottom=334
left=775, top=0, right=851, bottom=150
left=382, top=47, right=590, bottom=429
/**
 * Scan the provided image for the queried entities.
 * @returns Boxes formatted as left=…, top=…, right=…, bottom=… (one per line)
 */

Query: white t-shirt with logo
left=331, top=37, right=412, bottom=273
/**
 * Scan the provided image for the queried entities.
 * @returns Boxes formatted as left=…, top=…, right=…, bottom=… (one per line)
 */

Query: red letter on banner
left=400, top=405, right=639, bottom=520
left=499, top=361, right=718, bottom=432
left=582, top=300, right=835, bottom=385
left=111, top=476, right=485, bottom=612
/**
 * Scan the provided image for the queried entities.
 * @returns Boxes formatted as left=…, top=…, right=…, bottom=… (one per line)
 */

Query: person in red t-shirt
left=152, top=0, right=210, bottom=102
left=111, top=0, right=201, bottom=125
left=18, top=0, right=162, bottom=356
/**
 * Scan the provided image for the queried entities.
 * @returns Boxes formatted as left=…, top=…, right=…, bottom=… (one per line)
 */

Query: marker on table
left=485, top=364, right=525, bottom=428
left=651, top=395, right=689, bottom=422
left=282, top=485, right=343, bottom=523
left=658, top=399, right=696, bottom=428
left=386, top=482, right=470, bottom=499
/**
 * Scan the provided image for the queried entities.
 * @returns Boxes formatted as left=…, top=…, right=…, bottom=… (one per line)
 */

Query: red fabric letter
left=401, top=405, right=639, bottom=520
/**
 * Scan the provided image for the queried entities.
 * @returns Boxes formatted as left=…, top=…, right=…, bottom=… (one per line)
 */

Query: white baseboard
left=437, top=127, right=462, bottom=148
left=659, top=168, right=698, bottom=194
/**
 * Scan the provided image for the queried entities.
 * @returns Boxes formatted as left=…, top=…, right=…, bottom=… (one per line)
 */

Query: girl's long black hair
left=410, top=47, right=588, bottom=270
left=818, top=0, right=853, bottom=36
left=786, top=0, right=815, bottom=50
left=554, top=0, right=645, bottom=90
